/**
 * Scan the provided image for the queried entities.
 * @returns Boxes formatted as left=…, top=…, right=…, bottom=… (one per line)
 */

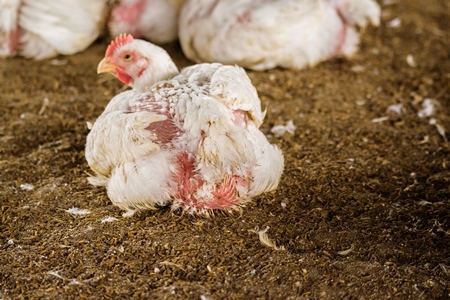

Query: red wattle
left=116, top=70, right=132, bottom=85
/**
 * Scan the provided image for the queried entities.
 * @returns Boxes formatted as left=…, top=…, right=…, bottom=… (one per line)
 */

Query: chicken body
left=0, top=0, right=107, bottom=59
left=86, top=36, right=284, bottom=213
left=108, top=0, right=185, bottom=44
left=179, top=0, right=380, bottom=71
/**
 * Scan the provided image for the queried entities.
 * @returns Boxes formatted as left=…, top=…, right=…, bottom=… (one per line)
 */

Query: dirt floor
left=1, top=1, right=450, bottom=299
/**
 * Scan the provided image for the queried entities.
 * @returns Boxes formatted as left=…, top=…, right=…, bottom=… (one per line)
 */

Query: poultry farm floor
left=1, top=1, right=450, bottom=299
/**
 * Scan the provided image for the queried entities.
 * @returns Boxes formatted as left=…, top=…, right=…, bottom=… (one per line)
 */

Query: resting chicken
left=0, top=0, right=107, bottom=59
left=178, top=0, right=381, bottom=70
left=108, top=0, right=185, bottom=44
left=85, top=34, right=284, bottom=213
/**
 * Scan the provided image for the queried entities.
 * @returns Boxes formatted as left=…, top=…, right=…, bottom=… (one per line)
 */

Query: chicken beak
left=97, top=58, right=117, bottom=74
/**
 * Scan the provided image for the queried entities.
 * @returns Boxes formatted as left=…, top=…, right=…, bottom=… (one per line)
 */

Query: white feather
left=86, top=92, right=166, bottom=177
left=106, top=151, right=178, bottom=210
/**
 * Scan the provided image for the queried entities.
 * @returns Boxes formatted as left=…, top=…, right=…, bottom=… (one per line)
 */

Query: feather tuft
left=105, top=33, right=134, bottom=57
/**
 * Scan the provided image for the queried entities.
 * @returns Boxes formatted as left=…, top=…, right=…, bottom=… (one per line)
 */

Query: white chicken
left=108, top=0, right=185, bottom=44
left=0, top=0, right=107, bottom=60
left=85, top=34, right=284, bottom=213
left=178, top=0, right=381, bottom=71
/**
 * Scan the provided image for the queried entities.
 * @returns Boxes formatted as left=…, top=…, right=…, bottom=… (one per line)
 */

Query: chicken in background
left=179, top=0, right=381, bottom=71
left=85, top=34, right=284, bottom=213
left=108, top=0, right=185, bottom=44
left=0, top=0, right=107, bottom=60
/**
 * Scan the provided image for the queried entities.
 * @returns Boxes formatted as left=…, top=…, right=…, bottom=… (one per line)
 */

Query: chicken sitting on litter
left=178, top=0, right=380, bottom=71
left=85, top=34, right=284, bottom=213
left=0, top=0, right=107, bottom=60
left=108, top=0, right=185, bottom=44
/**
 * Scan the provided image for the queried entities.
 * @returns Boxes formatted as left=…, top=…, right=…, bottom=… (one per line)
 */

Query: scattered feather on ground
left=251, top=226, right=285, bottom=251
left=64, top=207, right=90, bottom=215
left=271, top=120, right=296, bottom=137
left=19, top=183, right=34, bottom=191
left=101, top=216, right=118, bottom=223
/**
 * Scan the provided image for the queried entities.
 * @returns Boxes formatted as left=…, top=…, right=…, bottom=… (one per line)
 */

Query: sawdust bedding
left=1, top=1, right=450, bottom=299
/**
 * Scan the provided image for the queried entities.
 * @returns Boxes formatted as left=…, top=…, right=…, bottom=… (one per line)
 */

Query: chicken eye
left=124, top=53, right=132, bottom=61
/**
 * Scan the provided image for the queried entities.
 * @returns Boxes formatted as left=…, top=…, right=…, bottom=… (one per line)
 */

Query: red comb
left=105, top=33, right=134, bottom=57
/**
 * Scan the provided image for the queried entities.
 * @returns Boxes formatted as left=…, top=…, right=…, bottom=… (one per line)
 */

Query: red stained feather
left=105, top=33, right=134, bottom=57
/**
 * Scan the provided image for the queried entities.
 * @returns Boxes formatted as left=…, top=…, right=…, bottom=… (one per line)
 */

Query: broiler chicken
left=178, top=0, right=381, bottom=71
left=0, top=0, right=107, bottom=59
left=108, top=0, right=185, bottom=44
left=85, top=34, right=284, bottom=213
